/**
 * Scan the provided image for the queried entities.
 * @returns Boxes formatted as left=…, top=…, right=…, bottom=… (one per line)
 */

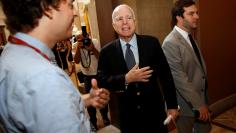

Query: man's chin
left=192, top=24, right=198, bottom=28
left=65, top=33, right=73, bottom=40
left=58, top=34, right=72, bottom=42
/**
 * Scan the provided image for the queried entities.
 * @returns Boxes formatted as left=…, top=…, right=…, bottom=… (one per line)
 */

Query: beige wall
left=95, top=0, right=116, bottom=46
left=87, top=0, right=100, bottom=40
left=136, top=0, right=173, bottom=43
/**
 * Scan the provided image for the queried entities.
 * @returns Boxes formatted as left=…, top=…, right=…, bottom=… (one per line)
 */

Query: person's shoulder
left=101, top=39, right=119, bottom=50
left=164, top=28, right=179, bottom=40
left=162, top=29, right=179, bottom=45
left=137, top=34, right=161, bottom=46
left=137, top=34, right=159, bottom=42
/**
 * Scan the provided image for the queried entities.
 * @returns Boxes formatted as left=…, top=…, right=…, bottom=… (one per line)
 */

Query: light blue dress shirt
left=0, top=33, right=93, bottom=133
left=120, top=34, right=139, bottom=65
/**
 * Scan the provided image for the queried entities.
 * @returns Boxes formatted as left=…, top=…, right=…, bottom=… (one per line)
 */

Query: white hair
left=112, top=4, right=136, bottom=23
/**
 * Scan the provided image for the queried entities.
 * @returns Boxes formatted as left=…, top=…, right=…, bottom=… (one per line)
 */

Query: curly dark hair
left=0, top=0, right=64, bottom=34
left=171, top=0, right=195, bottom=28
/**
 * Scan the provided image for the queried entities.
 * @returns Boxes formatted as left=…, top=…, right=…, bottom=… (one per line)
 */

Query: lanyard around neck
left=8, top=35, right=50, bottom=61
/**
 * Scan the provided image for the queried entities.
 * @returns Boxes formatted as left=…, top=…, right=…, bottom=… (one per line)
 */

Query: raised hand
left=90, top=79, right=110, bottom=109
left=125, top=64, right=153, bottom=83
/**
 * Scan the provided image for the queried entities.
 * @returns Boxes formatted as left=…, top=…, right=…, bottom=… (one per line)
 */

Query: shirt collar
left=174, top=26, right=189, bottom=41
left=14, top=32, right=55, bottom=61
left=119, top=34, right=138, bottom=49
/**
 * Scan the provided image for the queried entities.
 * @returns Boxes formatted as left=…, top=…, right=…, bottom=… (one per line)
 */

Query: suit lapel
left=136, top=35, right=145, bottom=67
left=173, top=29, right=206, bottom=74
left=114, top=39, right=129, bottom=71
left=115, top=35, right=145, bottom=70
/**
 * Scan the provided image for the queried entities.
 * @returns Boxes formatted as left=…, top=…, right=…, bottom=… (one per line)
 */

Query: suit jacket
left=97, top=34, right=178, bottom=132
left=162, top=29, right=208, bottom=117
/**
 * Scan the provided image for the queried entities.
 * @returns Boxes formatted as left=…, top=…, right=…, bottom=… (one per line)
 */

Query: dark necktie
left=188, top=34, right=203, bottom=67
left=125, top=43, right=136, bottom=70
left=189, top=34, right=208, bottom=92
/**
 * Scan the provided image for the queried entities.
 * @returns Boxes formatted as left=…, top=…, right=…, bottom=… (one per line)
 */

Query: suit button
left=137, top=105, right=141, bottom=109
left=137, top=92, right=140, bottom=96
left=202, top=76, right=205, bottom=79
left=201, top=89, right=204, bottom=92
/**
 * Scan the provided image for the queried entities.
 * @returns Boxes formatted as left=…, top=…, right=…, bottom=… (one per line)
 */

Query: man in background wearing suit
left=97, top=4, right=179, bottom=133
left=162, top=0, right=211, bottom=133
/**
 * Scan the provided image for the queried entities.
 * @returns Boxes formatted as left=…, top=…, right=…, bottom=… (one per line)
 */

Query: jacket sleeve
left=153, top=38, right=178, bottom=109
left=97, top=46, right=126, bottom=92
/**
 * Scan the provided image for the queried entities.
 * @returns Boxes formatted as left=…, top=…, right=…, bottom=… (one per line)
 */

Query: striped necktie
left=125, top=43, right=136, bottom=70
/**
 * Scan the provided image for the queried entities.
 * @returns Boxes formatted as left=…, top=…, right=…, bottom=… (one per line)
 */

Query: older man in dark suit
left=97, top=4, right=179, bottom=133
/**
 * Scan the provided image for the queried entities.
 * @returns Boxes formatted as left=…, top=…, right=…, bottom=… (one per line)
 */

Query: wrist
left=125, top=74, right=129, bottom=85
left=81, top=94, right=91, bottom=107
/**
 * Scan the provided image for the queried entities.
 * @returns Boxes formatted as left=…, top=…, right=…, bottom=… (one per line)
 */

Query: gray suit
left=162, top=28, right=211, bottom=133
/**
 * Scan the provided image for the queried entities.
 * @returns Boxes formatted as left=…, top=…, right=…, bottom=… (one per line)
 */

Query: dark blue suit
left=97, top=34, right=178, bottom=133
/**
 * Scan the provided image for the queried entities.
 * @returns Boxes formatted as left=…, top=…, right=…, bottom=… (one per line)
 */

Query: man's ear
left=43, top=8, right=53, bottom=19
left=176, top=16, right=183, bottom=22
left=112, top=22, right=116, bottom=30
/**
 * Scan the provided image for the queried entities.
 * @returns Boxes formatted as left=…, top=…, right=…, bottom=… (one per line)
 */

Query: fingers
left=167, top=109, right=179, bottom=120
left=139, top=66, right=150, bottom=71
left=91, top=78, right=99, bottom=90
left=137, top=66, right=153, bottom=74
left=101, top=88, right=110, bottom=96
left=94, top=90, right=110, bottom=109
left=90, top=79, right=110, bottom=109
left=199, top=114, right=208, bottom=121
left=76, top=34, right=84, bottom=41
left=136, top=66, right=153, bottom=81
left=127, top=65, right=154, bottom=82
left=84, top=43, right=94, bottom=51
left=130, top=64, right=139, bottom=70
left=199, top=112, right=210, bottom=121
left=91, top=95, right=109, bottom=109
left=198, top=107, right=211, bottom=121
left=98, top=89, right=110, bottom=100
